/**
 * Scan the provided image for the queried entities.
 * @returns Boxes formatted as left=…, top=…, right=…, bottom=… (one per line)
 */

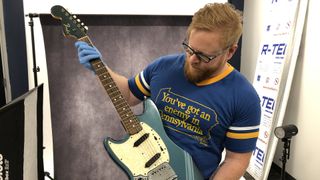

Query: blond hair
left=187, top=3, right=243, bottom=48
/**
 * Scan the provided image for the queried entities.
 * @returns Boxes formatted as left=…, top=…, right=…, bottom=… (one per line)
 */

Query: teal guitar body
left=104, top=99, right=204, bottom=180
left=51, top=5, right=204, bottom=180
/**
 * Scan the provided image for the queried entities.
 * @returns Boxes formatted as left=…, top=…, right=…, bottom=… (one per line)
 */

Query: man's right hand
left=75, top=41, right=102, bottom=72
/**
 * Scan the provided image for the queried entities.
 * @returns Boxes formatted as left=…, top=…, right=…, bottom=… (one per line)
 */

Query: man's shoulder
left=226, top=70, right=259, bottom=100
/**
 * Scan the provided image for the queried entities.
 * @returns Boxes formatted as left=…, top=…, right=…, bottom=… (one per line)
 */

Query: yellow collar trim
left=196, top=64, right=234, bottom=86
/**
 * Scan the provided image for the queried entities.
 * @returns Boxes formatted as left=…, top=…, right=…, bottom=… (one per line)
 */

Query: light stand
left=26, top=13, right=55, bottom=180
left=26, top=13, right=40, bottom=87
left=280, top=137, right=291, bottom=180
left=274, top=124, right=298, bottom=180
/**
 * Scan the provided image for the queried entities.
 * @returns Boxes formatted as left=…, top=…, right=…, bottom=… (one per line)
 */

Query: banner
left=247, top=0, right=308, bottom=179
left=0, top=85, right=44, bottom=180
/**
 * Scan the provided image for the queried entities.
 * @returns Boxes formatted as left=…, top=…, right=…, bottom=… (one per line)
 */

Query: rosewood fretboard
left=80, top=36, right=142, bottom=135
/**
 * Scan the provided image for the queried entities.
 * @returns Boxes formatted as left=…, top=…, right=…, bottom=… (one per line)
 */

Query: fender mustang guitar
left=51, top=5, right=203, bottom=180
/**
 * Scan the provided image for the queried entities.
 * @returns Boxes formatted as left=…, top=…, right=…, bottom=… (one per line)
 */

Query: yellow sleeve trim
left=226, top=131, right=259, bottom=139
left=135, top=75, right=150, bottom=96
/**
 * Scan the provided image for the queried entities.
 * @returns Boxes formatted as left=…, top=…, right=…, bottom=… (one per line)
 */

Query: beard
left=184, top=60, right=215, bottom=84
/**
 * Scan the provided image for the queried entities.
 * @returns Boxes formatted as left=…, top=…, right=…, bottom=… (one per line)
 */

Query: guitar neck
left=79, top=36, right=142, bottom=135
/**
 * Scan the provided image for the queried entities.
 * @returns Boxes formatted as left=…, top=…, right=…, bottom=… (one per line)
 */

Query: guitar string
left=53, top=15, right=177, bottom=175
left=94, top=60, right=166, bottom=170
left=142, top=124, right=166, bottom=169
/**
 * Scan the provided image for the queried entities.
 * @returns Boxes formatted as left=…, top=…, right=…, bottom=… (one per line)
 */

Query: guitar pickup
left=145, top=153, right=161, bottom=168
left=133, top=133, right=149, bottom=147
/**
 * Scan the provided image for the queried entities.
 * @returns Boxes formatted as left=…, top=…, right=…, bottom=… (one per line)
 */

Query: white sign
left=246, top=0, right=306, bottom=179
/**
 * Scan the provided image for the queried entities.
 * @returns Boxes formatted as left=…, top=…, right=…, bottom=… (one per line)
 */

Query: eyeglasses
left=182, top=41, right=228, bottom=63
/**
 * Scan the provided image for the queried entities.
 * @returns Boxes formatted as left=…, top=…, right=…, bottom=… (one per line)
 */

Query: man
left=75, top=2, right=261, bottom=180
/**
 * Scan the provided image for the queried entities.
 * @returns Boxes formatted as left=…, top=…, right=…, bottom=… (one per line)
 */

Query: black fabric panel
left=228, top=0, right=244, bottom=71
left=2, top=0, right=29, bottom=99
left=41, top=14, right=190, bottom=179
left=0, top=99, right=25, bottom=180
left=37, top=85, right=44, bottom=180
left=40, top=14, right=192, bottom=26
left=0, top=50, right=5, bottom=107
left=0, top=85, right=44, bottom=180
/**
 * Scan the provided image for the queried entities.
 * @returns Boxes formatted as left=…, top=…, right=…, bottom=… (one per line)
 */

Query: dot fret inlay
left=89, top=58, right=142, bottom=135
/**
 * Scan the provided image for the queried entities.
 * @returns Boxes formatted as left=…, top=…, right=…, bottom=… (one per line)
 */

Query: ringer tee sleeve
left=225, top=88, right=262, bottom=153
left=128, top=58, right=161, bottom=101
left=128, top=70, right=151, bottom=100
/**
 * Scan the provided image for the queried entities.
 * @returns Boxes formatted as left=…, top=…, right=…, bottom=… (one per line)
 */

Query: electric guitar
left=51, top=5, right=203, bottom=180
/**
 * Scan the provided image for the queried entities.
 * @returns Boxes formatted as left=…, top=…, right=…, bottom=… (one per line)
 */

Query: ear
left=226, top=44, right=238, bottom=60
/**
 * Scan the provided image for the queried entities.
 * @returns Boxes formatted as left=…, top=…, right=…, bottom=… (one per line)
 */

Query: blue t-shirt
left=128, top=53, right=261, bottom=179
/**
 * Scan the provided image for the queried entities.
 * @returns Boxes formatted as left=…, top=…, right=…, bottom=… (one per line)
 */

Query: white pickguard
left=107, top=122, right=170, bottom=177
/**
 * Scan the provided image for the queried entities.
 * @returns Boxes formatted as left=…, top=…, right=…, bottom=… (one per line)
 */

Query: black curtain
left=2, top=0, right=29, bottom=100
left=229, top=0, right=244, bottom=71
left=0, top=50, right=5, bottom=107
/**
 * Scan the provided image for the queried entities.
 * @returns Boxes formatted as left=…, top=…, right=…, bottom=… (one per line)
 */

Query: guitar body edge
left=104, top=99, right=204, bottom=180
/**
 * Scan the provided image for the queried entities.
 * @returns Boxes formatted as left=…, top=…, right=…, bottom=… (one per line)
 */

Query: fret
left=95, top=64, right=106, bottom=73
left=116, top=105, right=131, bottom=116
left=118, top=110, right=134, bottom=119
left=98, top=73, right=112, bottom=81
left=118, top=110, right=136, bottom=122
left=122, top=118, right=138, bottom=128
left=89, top=58, right=142, bottom=135
left=106, top=89, right=122, bottom=98
left=99, top=75, right=114, bottom=84
left=100, top=78, right=113, bottom=85
left=110, top=94, right=124, bottom=104
left=121, top=117, right=137, bottom=128
left=100, top=78, right=117, bottom=89
left=114, top=99, right=127, bottom=109
left=120, top=112, right=140, bottom=124
left=105, top=89, right=121, bottom=99
left=122, top=114, right=136, bottom=122
left=102, top=82, right=118, bottom=91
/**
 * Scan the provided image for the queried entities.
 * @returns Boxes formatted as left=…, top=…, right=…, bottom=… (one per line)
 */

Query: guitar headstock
left=51, top=5, right=87, bottom=39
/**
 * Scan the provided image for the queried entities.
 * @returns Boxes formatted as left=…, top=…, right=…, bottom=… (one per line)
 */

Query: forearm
left=210, top=161, right=248, bottom=180
left=107, top=67, right=141, bottom=106
left=210, top=151, right=252, bottom=180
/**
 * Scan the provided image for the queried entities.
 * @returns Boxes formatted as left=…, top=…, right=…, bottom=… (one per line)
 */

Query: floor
left=267, top=165, right=283, bottom=180
left=244, top=163, right=295, bottom=180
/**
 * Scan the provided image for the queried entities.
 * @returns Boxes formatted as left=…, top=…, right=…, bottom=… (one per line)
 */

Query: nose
left=189, top=54, right=201, bottom=63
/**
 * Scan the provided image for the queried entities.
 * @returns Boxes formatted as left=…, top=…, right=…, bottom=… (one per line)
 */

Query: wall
left=242, top=0, right=320, bottom=179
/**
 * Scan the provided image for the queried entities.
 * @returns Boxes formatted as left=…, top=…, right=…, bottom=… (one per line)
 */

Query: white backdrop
left=24, top=0, right=227, bottom=15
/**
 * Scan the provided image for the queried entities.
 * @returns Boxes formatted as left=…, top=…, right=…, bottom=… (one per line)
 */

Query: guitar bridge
left=140, top=162, right=177, bottom=180
left=133, top=163, right=178, bottom=180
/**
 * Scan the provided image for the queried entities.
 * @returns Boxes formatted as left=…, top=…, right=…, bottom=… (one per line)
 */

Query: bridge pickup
left=145, top=153, right=161, bottom=168
left=133, top=133, right=149, bottom=147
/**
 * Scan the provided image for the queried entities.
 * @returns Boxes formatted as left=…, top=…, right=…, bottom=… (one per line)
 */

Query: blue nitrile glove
left=75, top=41, right=102, bottom=72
